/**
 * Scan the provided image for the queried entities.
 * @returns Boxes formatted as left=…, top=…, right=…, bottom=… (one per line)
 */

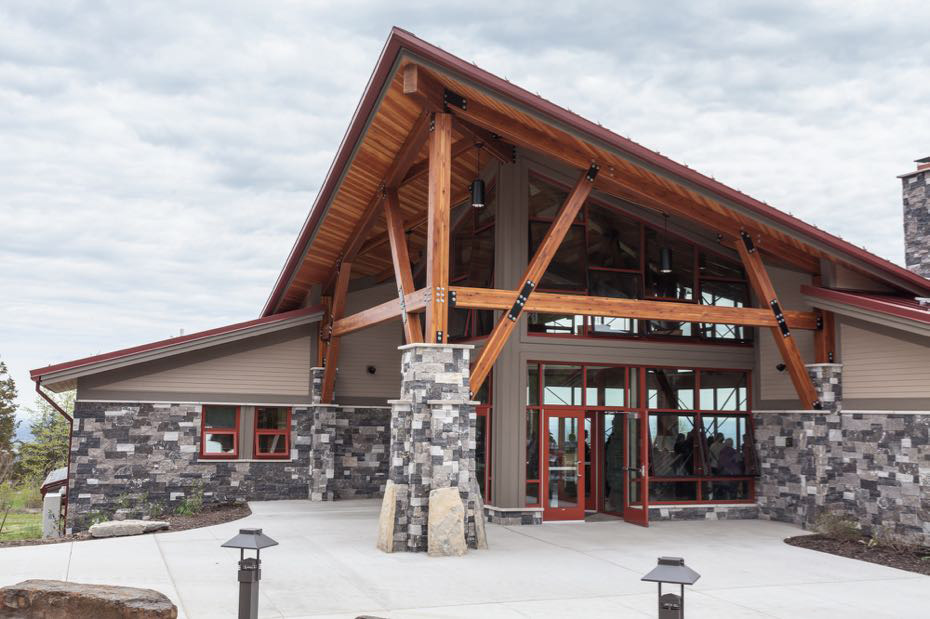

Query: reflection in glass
left=257, top=434, right=287, bottom=454
left=647, top=369, right=695, bottom=409
left=587, top=204, right=640, bottom=270
left=702, top=480, right=750, bottom=501
left=528, top=313, right=584, bottom=335
left=476, top=414, right=487, bottom=498
left=603, top=413, right=625, bottom=512
left=626, top=412, right=643, bottom=506
left=585, top=366, right=626, bottom=407
left=702, top=415, right=757, bottom=476
left=649, top=413, right=698, bottom=476
left=543, top=365, right=583, bottom=405
left=650, top=481, right=698, bottom=502
left=528, top=175, right=580, bottom=220
left=526, top=409, right=540, bottom=494
left=700, top=371, right=748, bottom=411
left=700, top=280, right=752, bottom=342
left=547, top=416, right=579, bottom=509
left=204, top=406, right=237, bottom=429
left=530, top=223, right=587, bottom=291
left=204, top=433, right=235, bottom=455
left=645, top=228, right=694, bottom=300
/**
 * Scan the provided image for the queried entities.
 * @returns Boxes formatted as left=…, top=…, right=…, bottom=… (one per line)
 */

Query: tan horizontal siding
left=843, top=321, right=930, bottom=398
left=335, top=282, right=404, bottom=402
left=79, top=326, right=312, bottom=399
left=759, top=265, right=815, bottom=401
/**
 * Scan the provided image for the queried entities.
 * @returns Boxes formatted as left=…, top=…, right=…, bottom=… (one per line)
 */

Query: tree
left=16, top=391, right=72, bottom=483
left=0, top=360, right=17, bottom=454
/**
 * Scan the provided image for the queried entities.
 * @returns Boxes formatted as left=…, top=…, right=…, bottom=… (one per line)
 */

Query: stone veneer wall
left=755, top=411, right=930, bottom=545
left=67, top=402, right=313, bottom=531
left=381, top=344, right=483, bottom=552
left=649, top=504, right=760, bottom=521
left=309, top=406, right=390, bottom=501
left=903, top=165, right=930, bottom=278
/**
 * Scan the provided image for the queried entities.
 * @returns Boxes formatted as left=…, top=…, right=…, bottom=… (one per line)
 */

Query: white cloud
left=2, top=0, right=929, bottom=417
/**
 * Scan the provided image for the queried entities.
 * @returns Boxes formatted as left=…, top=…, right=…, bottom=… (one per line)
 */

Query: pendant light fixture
left=470, top=143, right=485, bottom=209
left=659, top=213, right=673, bottom=274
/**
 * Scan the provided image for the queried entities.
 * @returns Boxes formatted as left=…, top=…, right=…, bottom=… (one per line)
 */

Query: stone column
left=806, top=363, right=843, bottom=412
left=902, top=158, right=930, bottom=278
left=377, top=343, right=486, bottom=554
left=310, top=367, right=325, bottom=404
left=309, top=405, right=338, bottom=501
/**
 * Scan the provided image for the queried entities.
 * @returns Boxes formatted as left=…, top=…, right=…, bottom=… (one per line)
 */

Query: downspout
left=34, top=380, right=73, bottom=535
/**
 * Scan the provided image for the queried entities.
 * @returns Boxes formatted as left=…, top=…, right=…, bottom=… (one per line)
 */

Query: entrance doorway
left=543, top=409, right=584, bottom=520
left=581, top=411, right=649, bottom=525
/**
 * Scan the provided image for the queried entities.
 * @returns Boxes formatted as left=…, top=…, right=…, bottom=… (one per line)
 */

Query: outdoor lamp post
left=222, top=527, right=279, bottom=619
left=641, top=556, right=701, bottom=619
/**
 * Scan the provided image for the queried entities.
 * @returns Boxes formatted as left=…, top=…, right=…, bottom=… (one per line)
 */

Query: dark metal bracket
left=770, top=299, right=790, bottom=337
left=435, top=330, right=444, bottom=343
left=507, top=280, right=536, bottom=321
left=443, top=89, right=467, bottom=111
left=585, top=164, right=600, bottom=182
left=449, top=289, right=457, bottom=308
left=740, top=230, right=756, bottom=253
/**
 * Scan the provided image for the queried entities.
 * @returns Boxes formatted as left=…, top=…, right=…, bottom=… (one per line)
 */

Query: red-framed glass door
left=584, top=412, right=598, bottom=511
left=543, top=408, right=585, bottom=521
left=623, top=410, right=650, bottom=526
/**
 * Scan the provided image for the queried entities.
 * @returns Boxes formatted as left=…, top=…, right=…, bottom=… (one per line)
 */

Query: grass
left=0, top=512, right=42, bottom=541
left=0, top=484, right=46, bottom=542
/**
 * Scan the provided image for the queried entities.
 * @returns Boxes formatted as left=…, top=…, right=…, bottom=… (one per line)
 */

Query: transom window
left=200, top=405, right=239, bottom=458
left=527, top=173, right=752, bottom=343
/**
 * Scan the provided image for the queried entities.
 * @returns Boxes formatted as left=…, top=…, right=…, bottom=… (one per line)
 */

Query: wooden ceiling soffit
left=403, top=63, right=821, bottom=274
left=324, top=109, right=433, bottom=293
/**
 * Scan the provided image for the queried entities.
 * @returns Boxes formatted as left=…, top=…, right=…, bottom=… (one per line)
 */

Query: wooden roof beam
left=403, top=63, right=820, bottom=274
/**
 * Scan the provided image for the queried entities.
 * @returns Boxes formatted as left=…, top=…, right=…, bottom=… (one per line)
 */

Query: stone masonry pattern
left=384, top=345, right=482, bottom=552
left=756, top=411, right=930, bottom=545
left=309, top=406, right=390, bottom=501
left=67, top=402, right=313, bottom=531
left=903, top=169, right=930, bottom=278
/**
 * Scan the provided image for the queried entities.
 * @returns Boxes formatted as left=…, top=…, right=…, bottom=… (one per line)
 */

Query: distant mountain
left=14, top=411, right=34, bottom=443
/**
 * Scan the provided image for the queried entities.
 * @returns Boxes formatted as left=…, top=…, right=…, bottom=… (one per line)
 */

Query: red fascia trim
left=31, top=305, right=324, bottom=380
left=801, top=285, right=930, bottom=325
left=262, top=27, right=930, bottom=316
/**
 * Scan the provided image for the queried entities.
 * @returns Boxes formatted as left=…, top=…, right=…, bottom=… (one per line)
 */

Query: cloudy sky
left=2, top=1, right=929, bottom=423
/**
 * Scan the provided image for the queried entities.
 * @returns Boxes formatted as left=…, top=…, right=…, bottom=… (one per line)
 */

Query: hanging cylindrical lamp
left=659, top=213, right=673, bottom=273
left=470, top=143, right=485, bottom=209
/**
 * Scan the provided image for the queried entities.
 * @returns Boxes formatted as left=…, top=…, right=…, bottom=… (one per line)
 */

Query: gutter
left=34, top=380, right=73, bottom=535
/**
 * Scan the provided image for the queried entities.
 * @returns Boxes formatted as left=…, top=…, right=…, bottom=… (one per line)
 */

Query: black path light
left=222, top=527, right=279, bottom=619
left=641, top=556, right=701, bottom=619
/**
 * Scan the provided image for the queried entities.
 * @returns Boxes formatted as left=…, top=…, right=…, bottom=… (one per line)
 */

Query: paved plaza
left=1, top=499, right=926, bottom=618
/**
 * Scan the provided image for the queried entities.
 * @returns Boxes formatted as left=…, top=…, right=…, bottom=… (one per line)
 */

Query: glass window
left=700, top=280, right=752, bottom=342
left=701, top=415, right=757, bottom=475
left=700, top=252, right=745, bottom=279
left=530, top=222, right=587, bottom=291
left=645, top=228, right=694, bottom=301
left=254, top=407, right=290, bottom=459
left=647, top=369, right=695, bottom=409
left=475, top=182, right=497, bottom=228
left=585, top=366, right=626, bottom=407
left=700, top=371, right=749, bottom=411
left=650, top=481, right=698, bottom=502
left=528, top=312, right=584, bottom=335
left=586, top=204, right=640, bottom=270
left=526, top=408, right=540, bottom=505
left=702, top=480, right=751, bottom=501
left=542, top=365, right=583, bottom=405
left=648, top=413, right=698, bottom=476
left=527, top=365, right=540, bottom=406
left=201, top=405, right=238, bottom=458
left=528, top=175, right=581, bottom=220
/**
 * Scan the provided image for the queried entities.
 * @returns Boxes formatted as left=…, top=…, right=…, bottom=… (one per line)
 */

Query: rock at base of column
left=376, top=480, right=397, bottom=553
left=427, top=487, right=467, bottom=557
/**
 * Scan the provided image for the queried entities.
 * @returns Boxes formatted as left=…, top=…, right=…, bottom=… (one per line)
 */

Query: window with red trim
left=254, top=407, right=290, bottom=459
left=201, top=405, right=239, bottom=458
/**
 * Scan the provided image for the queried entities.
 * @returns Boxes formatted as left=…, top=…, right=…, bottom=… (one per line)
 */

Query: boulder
left=427, top=487, right=467, bottom=557
left=470, top=476, right=489, bottom=550
left=0, top=579, right=177, bottom=618
left=89, top=520, right=169, bottom=538
left=376, top=480, right=397, bottom=553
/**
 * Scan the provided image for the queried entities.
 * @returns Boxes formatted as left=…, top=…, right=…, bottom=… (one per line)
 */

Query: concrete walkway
left=0, top=499, right=926, bottom=618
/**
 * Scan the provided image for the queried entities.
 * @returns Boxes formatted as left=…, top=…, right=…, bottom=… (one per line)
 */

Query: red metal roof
left=801, top=286, right=930, bottom=325
left=261, top=27, right=930, bottom=316
left=31, top=305, right=324, bottom=380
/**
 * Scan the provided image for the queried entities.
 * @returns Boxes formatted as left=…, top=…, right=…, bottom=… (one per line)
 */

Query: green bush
left=175, top=485, right=204, bottom=516
left=815, top=512, right=861, bottom=541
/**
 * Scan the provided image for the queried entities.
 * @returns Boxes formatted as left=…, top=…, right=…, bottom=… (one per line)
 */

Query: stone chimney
left=902, top=156, right=930, bottom=278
